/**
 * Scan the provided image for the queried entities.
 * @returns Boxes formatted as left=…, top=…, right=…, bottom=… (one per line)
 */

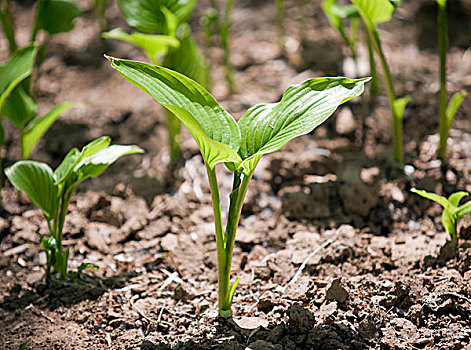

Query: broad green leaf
left=0, top=45, right=37, bottom=111
left=457, top=201, right=471, bottom=217
left=411, top=188, right=448, bottom=207
left=169, top=25, right=209, bottom=88
left=2, top=84, right=37, bottom=130
left=392, top=96, right=410, bottom=121
left=5, top=161, right=58, bottom=220
left=21, top=102, right=72, bottom=160
left=237, top=77, right=370, bottom=173
left=446, top=91, right=467, bottom=130
left=448, top=191, right=468, bottom=207
left=80, top=136, right=112, bottom=159
left=74, top=144, right=144, bottom=183
left=108, top=57, right=241, bottom=169
left=118, top=0, right=197, bottom=34
left=102, top=29, right=180, bottom=65
left=350, top=0, right=395, bottom=30
left=33, top=0, right=81, bottom=37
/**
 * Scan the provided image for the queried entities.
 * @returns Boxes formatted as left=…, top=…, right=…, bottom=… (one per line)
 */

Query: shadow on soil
left=140, top=305, right=367, bottom=350
left=0, top=272, right=133, bottom=311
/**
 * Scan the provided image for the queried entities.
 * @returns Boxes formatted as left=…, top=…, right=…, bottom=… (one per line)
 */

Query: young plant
left=351, top=0, right=410, bottom=163
left=108, top=56, right=369, bottom=316
left=200, top=0, right=234, bottom=93
left=0, top=45, right=37, bottom=199
left=436, top=0, right=467, bottom=161
left=103, top=0, right=208, bottom=165
left=321, top=0, right=360, bottom=77
left=5, top=137, right=143, bottom=280
left=1, top=45, right=73, bottom=161
left=0, top=0, right=81, bottom=55
left=411, top=188, right=471, bottom=240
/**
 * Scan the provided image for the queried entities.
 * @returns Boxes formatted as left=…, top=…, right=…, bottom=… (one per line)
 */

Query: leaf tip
left=410, top=188, right=418, bottom=193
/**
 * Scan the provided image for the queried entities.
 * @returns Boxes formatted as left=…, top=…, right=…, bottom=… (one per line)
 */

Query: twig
left=25, top=304, right=55, bottom=323
left=276, top=238, right=335, bottom=294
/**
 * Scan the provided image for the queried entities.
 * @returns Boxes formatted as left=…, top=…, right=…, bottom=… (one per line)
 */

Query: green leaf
left=322, top=0, right=358, bottom=28
left=448, top=191, right=468, bottom=207
left=53, top=136, right=111, bottom=184
left=445, top=90, right=467, bottom=130
left=21, top=103, right=72, bottom=160
left=237, top=77, right=370, bottom=173
left=118, top=0, right=197, bottom=34
left=33, top=0, right=81, bottom=37
left=436, top=0, right=447, bottom=8
left=73, top=144, right=144, bottom=183
left=5, top=161, right=58, bottom=220
left=411, top=188, right=448, bottom=207
left=350, top=0, right=395, bottom=29
left=107, top=57, right=241, bottom=169
left=169, top=26, right=209, bottom=88
left=102, top=28, right=180, bottom=65
left=2, top=84, right=37, bottom=131
left=392, top=96, right=410, bottom=121
left=0, top=45, right=37, bottom=111
left=457, top=201, right=471, bottom=217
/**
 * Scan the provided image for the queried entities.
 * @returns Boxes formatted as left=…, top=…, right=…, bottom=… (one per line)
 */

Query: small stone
left=438, top=240, right=458, bottom=262
left=358, top=319, right=378, bottom=341
left=325, top=279, right=349, bottom=303
left=173, top=283, right=196, bottom=302
left=233, top=316, right=269, bottom=330
left=335, top=107, right=355, bottom=135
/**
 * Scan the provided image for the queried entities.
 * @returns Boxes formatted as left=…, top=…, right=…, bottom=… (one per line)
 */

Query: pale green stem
left=437, top=2, right=448, bottom=161
left=369, top=28, right=402, bottom=163
left=166, top=110, right=181, bottom=164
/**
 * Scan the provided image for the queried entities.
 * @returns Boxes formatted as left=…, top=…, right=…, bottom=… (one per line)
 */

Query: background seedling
left=108, top=56, right=369, bottom=316
left=436, top=0, right=467, bottom=161
left=5, top=136, right=143, bottom=280
left=412, top=188, right=471, bottom=240
left=351, top=0, right=410, bottom=163
left=0, top=0, right=81, bottom=56
left=200, top=0, right=234, bottom=93
left=103, top=0, right=208, bottom=165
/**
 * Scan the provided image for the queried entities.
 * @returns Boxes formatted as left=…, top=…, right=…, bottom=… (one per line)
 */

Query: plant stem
left=365, top=28, right=379, bottom=99
left=55, top=187, right=73, bottom=279
left=437, top=1, right=448, bottom=161
left=221, top=0, right=234, bottom=93
left=166, top=110, right=181, bottom=164
left=0, top=0, right=17, bottom=53
left=369, top=28, right=403, bottom=163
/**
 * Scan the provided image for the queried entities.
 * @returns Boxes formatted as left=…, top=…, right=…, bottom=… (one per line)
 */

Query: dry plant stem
left=437, top=1, right=448, bottom=161
left=206, top=164, right=254, bottom=317
left=368, top=28, right=402, bottom=163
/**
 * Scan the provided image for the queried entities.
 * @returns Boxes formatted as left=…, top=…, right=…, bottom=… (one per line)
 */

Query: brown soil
left=1, top=0, right=471, bottom=349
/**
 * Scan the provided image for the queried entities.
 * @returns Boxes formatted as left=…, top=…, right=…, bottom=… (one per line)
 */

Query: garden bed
left=1, top=0, right=470, bottom=349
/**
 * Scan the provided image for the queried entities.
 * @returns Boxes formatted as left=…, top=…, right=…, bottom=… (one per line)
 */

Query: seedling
left=5, top=137, right=143, bottom=280
left=436, top=0, right=467, bottom=161
left=351, top=0, right=410, bottom=163
left=200, top=0, right=234, bottom=92
left=108, top=56, right=369, bottom=316
left=321, top=0, right=360, bottom=77
left=0, top=45, right=72, bottom=161
left=0, top=45, right=37, bottom=199
left=411, top=188, right=471, bottom=240
left=103, top=0, right=208, bottom=164
left=0, top=0, right=81, bottom=55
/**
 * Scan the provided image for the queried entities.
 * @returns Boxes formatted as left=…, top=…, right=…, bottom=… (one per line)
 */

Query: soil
left=1, top=0, right=471, bottom=349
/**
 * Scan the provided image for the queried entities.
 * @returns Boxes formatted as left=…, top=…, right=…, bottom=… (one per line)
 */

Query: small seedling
left=411, top=188, right=471, bottom=240
left=5, top=137, right=143, bottom=280
left=322, top=0, right=360, bottom=77
left=0, top=0, right=81, bottom=55
left=108, top=56, right=369, bottom=316
left=103, top=0, right=208, bottom=164
left=436, top=0, right=467, bottom=161
left=351, top=0, right=410, bottom=163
